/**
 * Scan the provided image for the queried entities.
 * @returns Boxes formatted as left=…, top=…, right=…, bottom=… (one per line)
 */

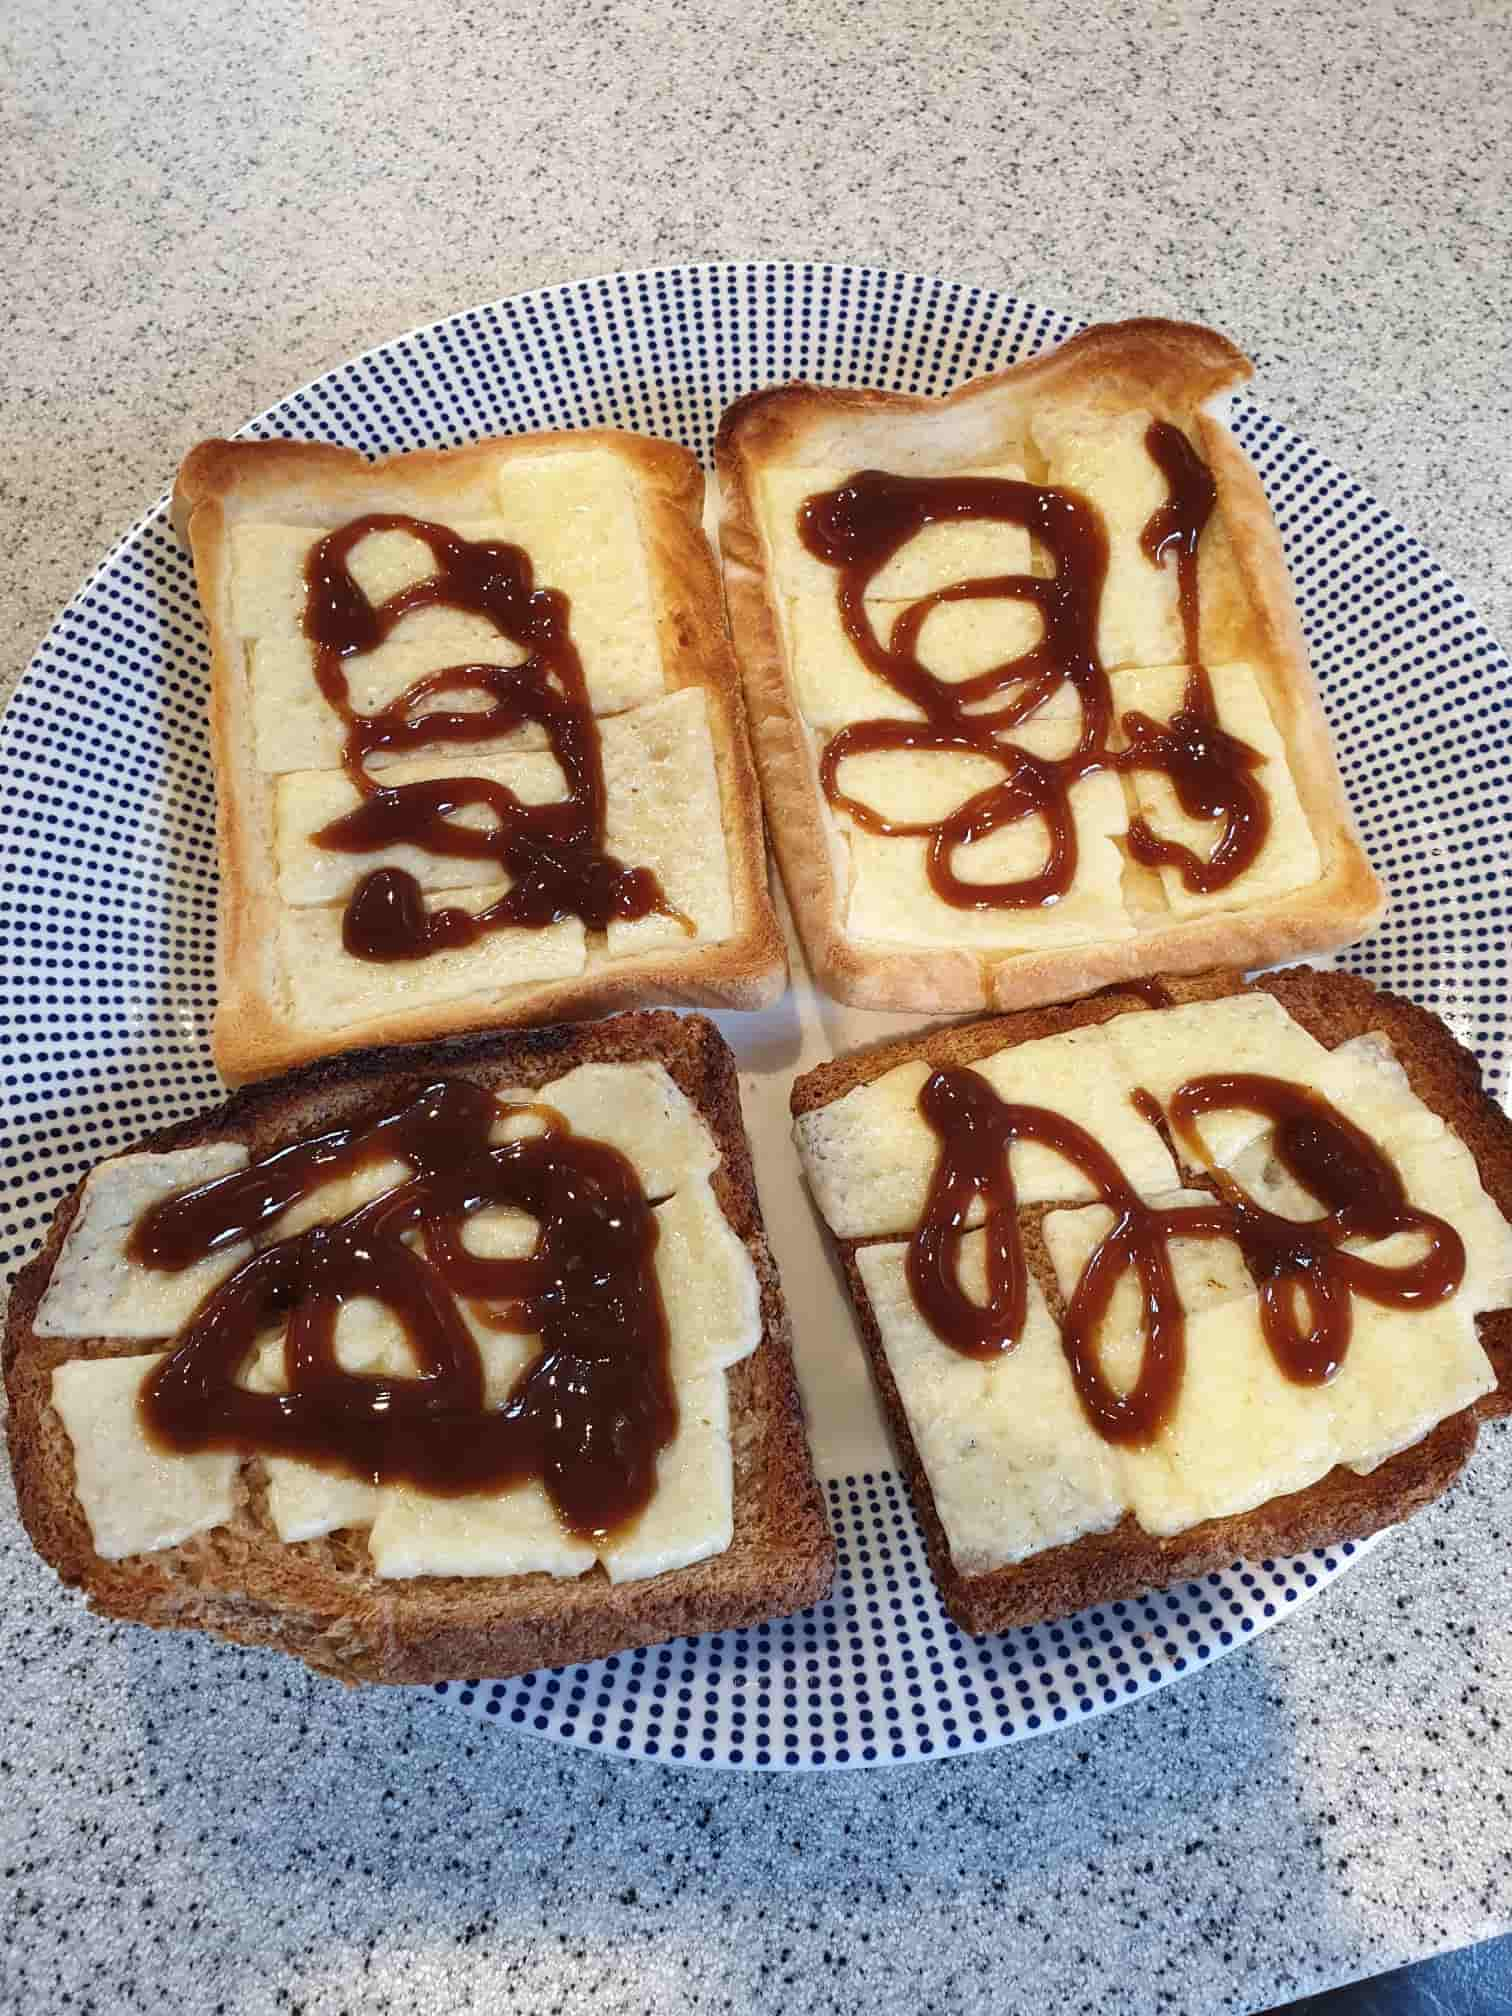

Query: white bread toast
left=5, top=1013, right=833, bottom=1684
left=791, top=969, right=1512, bottom=1633
left=173, top=433, right=786, bottom=1083
left=716, top=319, right=1384, bottom=1014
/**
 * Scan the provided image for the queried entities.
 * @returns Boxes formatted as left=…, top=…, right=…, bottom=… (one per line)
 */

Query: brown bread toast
left=791, top=969, right=1512, bottom=1634
left=6, top=1012, right=833, bottom=1683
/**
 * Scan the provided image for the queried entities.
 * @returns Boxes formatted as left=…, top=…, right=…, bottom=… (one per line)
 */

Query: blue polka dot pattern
left=1, top=264, right=1504, bottom=1768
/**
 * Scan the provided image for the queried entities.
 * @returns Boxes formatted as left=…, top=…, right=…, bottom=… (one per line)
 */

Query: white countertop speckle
left=2, top=1, right=1510, bottom=2011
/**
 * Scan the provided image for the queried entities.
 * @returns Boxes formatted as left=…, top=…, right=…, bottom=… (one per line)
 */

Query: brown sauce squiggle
left=130, top=1078, right=676, bottom=1539
left=909, top=1065, right=1465, bottom=1444
left=303, top=515, right=687, bottom=962
left=796, top=421, right=1269, bottom=907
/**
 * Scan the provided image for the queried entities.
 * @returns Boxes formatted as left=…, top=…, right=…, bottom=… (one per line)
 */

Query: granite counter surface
left=2, top=0, right=1510, bottom=2011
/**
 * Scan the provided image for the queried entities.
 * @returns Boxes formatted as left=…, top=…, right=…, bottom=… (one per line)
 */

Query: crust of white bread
left=4, top=1012, right=832, bottom=1685
left=172, top=434, right=786, bottom=1084
left=716, top=319, right=1385, bottom=1015
left=790, top=969, right=1511, bottom=1633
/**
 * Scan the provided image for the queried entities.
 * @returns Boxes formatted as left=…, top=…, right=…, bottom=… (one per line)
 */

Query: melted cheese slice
left=787, top=591, right=1049, bottom=730
left=261, top=1467, right=381, bottom=1550
left=369, top=1478, right=594, bottom=1579
left=1042, top=1198, right=1340, bottom=1538
left=988, top=683, right=1085, bottom=762
left=597, top=688, right=736, bottom=956
left=249, top=609, right=537, bottom=776
left=270, top=688, right=734, bottom=949
left=1031, top=408, right=1255, bottom=670
left=274, top=750, right=570, bottom=906
left=794, top=1018, right=1178, bottom=1240
left=1101, top=994, right=1335, bottom=1172
left=453, top=1206, right=540, bottom=1262
left=244, top=1299, right=422, bottom=1545
left=234, top=523, right=533, bottom=635
left=1389, top=1135, right=1512, bottom=1313
left=361, top=1174, right=756, bottom=1579
left=52, top=1354, right=240, bottom=1559
left=759, top=462, right=1036, bottom=603
left=831, top=742, right=1018, bottom=826
left=492, top=1062, right=720, bottom=1198
left=364, top=1319, right=736, bottom=1583
left=1221, top=1032, right=1452, bottom=1226
left=1218, top=1045, right=1509, bottom=1476
left=1117, top=1297, right=1339, bottom=1536
left=1030, top=407, right=1183, bottom=669
left=652, top=1178, right=764, bottom=1375
left=368, top=1485, right=592, bottom=1578
left=857, top=1233, right=1124, bottom=1570
left=229, top=451, right=664, bottom=716
left=1112, top=662, right=1322, bottom=912
left=1042, top=1186, right=1255, bottom=1360
left=1042, top=1174, right=1494, bottom=1542
left=266, top=1158, right=415, bottom=1242
left=489, top=451, right=661, bottom=700
left=842, top=743, right=1135, bottom=952
left=1314, top=1032, right=1453, bottom=1159
left=366, top=1329, right=595, bottom=1579
left=35, top=1144, right=252, bottom=1338
left=1329, top=1294, right=1494, bottom=1479
left=278, top=889, right=585, bottom=1032
left=229, top=525, right=329, bottom=637
left=599, top=1374, right=733, bottom=1583
left=362, top=1171, right=757, bottom=1580
left=244, top=1299, right=424, bottom=1393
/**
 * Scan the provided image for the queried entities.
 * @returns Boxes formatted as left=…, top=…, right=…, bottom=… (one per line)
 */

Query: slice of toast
left=791, top=969, right=1512, bottom=1634
left=716, top=319, right=1384, bottom=1016
left=5, top=1012, right=833, bottom=1684
left=173, top=432, right=786, bottom=1084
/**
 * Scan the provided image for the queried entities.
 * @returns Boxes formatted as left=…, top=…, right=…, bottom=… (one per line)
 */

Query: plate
left=3, top=262, right=1508, bottom=1772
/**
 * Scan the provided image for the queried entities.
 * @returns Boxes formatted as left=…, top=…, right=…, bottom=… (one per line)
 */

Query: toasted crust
left=791, top=969, right=1512, bottom=1633
left=5, top=1012, right=833, bottom=1684
left=173, top=433, right=786, bottom=1084
left=716, top=318, right=1385, bottom=1015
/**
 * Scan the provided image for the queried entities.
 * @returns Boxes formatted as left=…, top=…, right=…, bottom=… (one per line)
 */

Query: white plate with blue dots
left=3, top=262, right=1507, bottom=1769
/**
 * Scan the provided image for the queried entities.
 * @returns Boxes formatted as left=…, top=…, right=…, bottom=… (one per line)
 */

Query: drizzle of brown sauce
left=909, top=1065, right=1465, bottom=1444
left=796, top=420, right=1269, bottom=907
left=303, top=515, right=688, bottom=961
left=128, top=1078, right=676, bottom=1539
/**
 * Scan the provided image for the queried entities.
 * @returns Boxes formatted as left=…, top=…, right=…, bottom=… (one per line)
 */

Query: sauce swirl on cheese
left=796, top=421, right=1270, bottom=908
left=303, top=515, right=686, bottom=961
left=128, top=1078, right=677, bottom=1538
left=909, top=1063, right=1465, bottom=1443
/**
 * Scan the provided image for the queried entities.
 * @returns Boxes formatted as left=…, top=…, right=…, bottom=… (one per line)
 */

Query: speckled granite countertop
left=3, top=1, right=1510, bottom=2011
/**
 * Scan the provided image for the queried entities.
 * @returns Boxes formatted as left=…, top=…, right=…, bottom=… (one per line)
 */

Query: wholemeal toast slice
left=173, top=432, right=786, bottom=1083
left=5, top=1012, right=833, bottom=1684
left=791, top=969, right=1512, bottom=1634
left=717, top=319, right=1383, bottom=1016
